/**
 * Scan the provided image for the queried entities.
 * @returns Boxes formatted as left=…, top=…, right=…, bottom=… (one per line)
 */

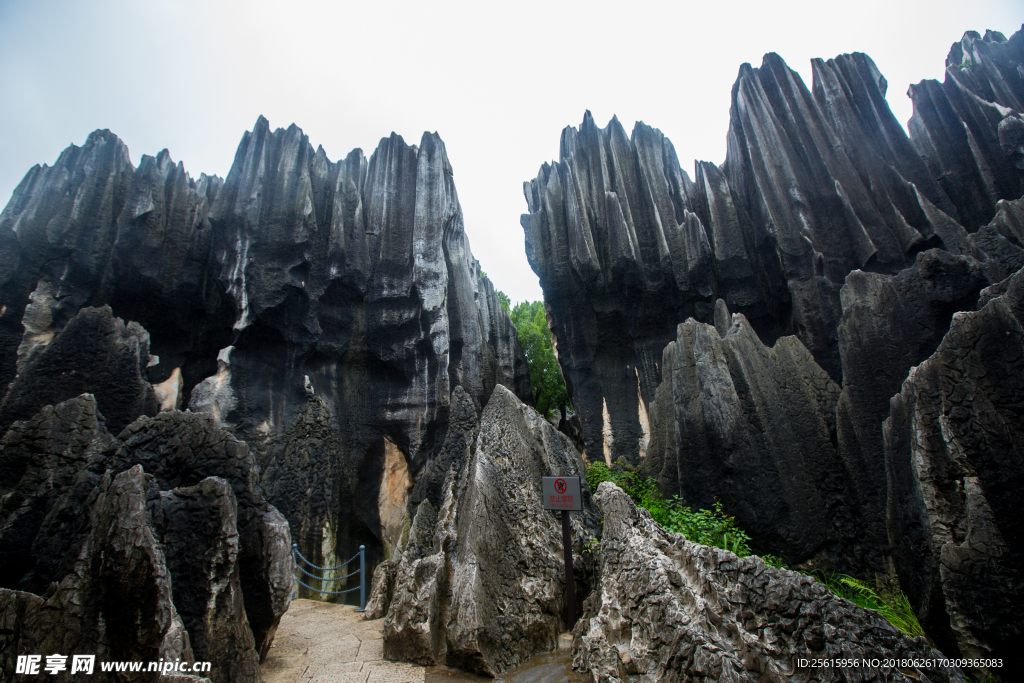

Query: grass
left=585, top=461, right=924, bottom=638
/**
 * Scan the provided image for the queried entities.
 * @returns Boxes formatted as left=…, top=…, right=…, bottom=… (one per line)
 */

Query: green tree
left=487, top=295, right=569, bottom=419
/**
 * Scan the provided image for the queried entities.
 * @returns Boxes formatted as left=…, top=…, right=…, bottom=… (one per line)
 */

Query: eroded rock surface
left=908, top=29, right=1024, bottom=232
left=102, top=411, right=293, bottom=659
left=0, top=395, right=113, bottom=592
left=574, top=482, right=964, bottom=683
left=0, top=466, right=210, bottom=683
left=523, top=29, right=1024, bottom=470
left=0, top=306, right=157, bottom=435
left=0, top=117, right=532, bottom=579
left=885, top=266, right=1024, bottom=676
left=376, top=385, right=599, bottom=677
left=0, top=400, right=291, bottom=673
left=833, top=250, right=990, bottom=572
left=148, top=476, right=262, bottom=683
left=641, top=306, right=861, bottom=571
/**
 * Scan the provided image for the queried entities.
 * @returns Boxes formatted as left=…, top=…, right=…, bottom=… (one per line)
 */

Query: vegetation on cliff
left=487, top=279, right=569, bottom=420
left=585, top=461, right=925, bottom=639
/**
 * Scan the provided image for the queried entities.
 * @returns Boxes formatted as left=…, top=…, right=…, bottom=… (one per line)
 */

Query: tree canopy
left=506, top=299, right=570, bottom=419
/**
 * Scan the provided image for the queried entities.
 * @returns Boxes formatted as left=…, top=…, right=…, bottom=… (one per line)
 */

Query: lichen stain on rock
left=154, top=366, right=183, bottom=412
left=635, top=369, right=650, bottom=458
left=378, top=438, right=413, bottom=561
left=15, top=279, right=54, bottom=374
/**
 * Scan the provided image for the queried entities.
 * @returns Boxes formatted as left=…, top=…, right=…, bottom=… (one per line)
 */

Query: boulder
left=641, top=306, right=861, bottom=571
left=380, top=385, right=600, bottom=676
left=0, top=305, right=158, bottom=435
left=0, top=395, right=113, bottom=592
left=0, top=465, right=209, bottom=683
left=574, top=481, right=965, bottom=683
left=884, top=266, right=1024, bottom=676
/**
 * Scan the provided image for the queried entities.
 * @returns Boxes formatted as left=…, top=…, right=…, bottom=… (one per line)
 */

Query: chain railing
left=291, top=543, right=366, bottom=611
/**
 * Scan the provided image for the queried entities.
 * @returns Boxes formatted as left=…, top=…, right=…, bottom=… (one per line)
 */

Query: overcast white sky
left=1, top=1, right=1020, bottom=303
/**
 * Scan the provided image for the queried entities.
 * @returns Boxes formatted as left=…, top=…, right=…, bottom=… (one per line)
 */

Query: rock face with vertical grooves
left=832, top=250, right=990, bottom=572
left=908, top=29, right=1024, bottom=232
left=523, top=29, right=1024, bottom=471
left=521, top=29, right=1024, bottom=661
left=0, top=116, right=532, bottom=583
left=371, top=385, right=600, bottom=677
left=575, top=482, right=964, bottom=683
left=884, top=267, right=1024, bottom=676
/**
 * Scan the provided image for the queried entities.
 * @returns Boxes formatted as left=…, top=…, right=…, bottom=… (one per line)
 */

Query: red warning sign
left=542, top=476, right=582, bottom=511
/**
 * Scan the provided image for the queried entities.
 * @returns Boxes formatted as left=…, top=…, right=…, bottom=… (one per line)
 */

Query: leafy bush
left=585, top=462, right=927, bottom=638
left=585, top=462, right=785, bottom=567
left=807, top=572, right=924, bottom=638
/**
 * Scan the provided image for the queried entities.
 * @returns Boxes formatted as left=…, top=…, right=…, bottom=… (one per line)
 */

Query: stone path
left=261, top=599, right=425, bottom=683
left=262, top=599, right=584, bottom=683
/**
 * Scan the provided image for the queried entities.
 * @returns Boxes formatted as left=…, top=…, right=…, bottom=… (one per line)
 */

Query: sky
left=0, top=1, right=1020, bottom=304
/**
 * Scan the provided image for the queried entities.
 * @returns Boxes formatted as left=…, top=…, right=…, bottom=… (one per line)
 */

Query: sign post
left=542, top=475, right=582, bottom=628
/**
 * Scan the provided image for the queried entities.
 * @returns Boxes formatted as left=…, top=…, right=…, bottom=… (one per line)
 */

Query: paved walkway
left=261, top=599, right=425, bottom=683
left=262, top=599, right=583, bottom=683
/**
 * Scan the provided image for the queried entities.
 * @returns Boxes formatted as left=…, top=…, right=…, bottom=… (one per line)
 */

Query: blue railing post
left=291, top=543, right=298, bottom=600
left=356, top=545, right=366, bottom=612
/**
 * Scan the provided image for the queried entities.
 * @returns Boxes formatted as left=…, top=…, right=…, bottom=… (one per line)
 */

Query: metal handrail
left=293, top=547, right=362, bottom=572
left=291, top=543, right=366, bottom=611
left=294, top=562, right=361, bottom=582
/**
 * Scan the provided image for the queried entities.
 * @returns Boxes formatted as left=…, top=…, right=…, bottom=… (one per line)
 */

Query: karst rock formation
left=577, top=481, right=964, bottom=683
left=0, top=118, right=532, bottom=679
left=367, top=385, right=599, bottom=677
left=524, top=27, right=1023, bottom=672
left=1, top=21, right=1022, bottom=683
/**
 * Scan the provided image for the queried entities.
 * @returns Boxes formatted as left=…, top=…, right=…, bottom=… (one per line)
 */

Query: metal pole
left=561, top=509, right=576, bottom=628
left=356, top=545, right=366, bottom=612
left=291, top=543, right=298, bottom=601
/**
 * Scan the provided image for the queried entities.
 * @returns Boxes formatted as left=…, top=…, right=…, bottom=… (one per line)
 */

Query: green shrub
left=585, top=462, right=785, bottom=568
left=585, top=462, right=926, bottom=639
left=805, top=571, right=924, bottom=638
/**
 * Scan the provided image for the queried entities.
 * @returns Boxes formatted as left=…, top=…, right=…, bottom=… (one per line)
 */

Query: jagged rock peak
left=908, top=25, right=1024, bottom=232
left=1, top=114, right=532, bottom=598
left=522, top=29, right=1024, bottom=471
